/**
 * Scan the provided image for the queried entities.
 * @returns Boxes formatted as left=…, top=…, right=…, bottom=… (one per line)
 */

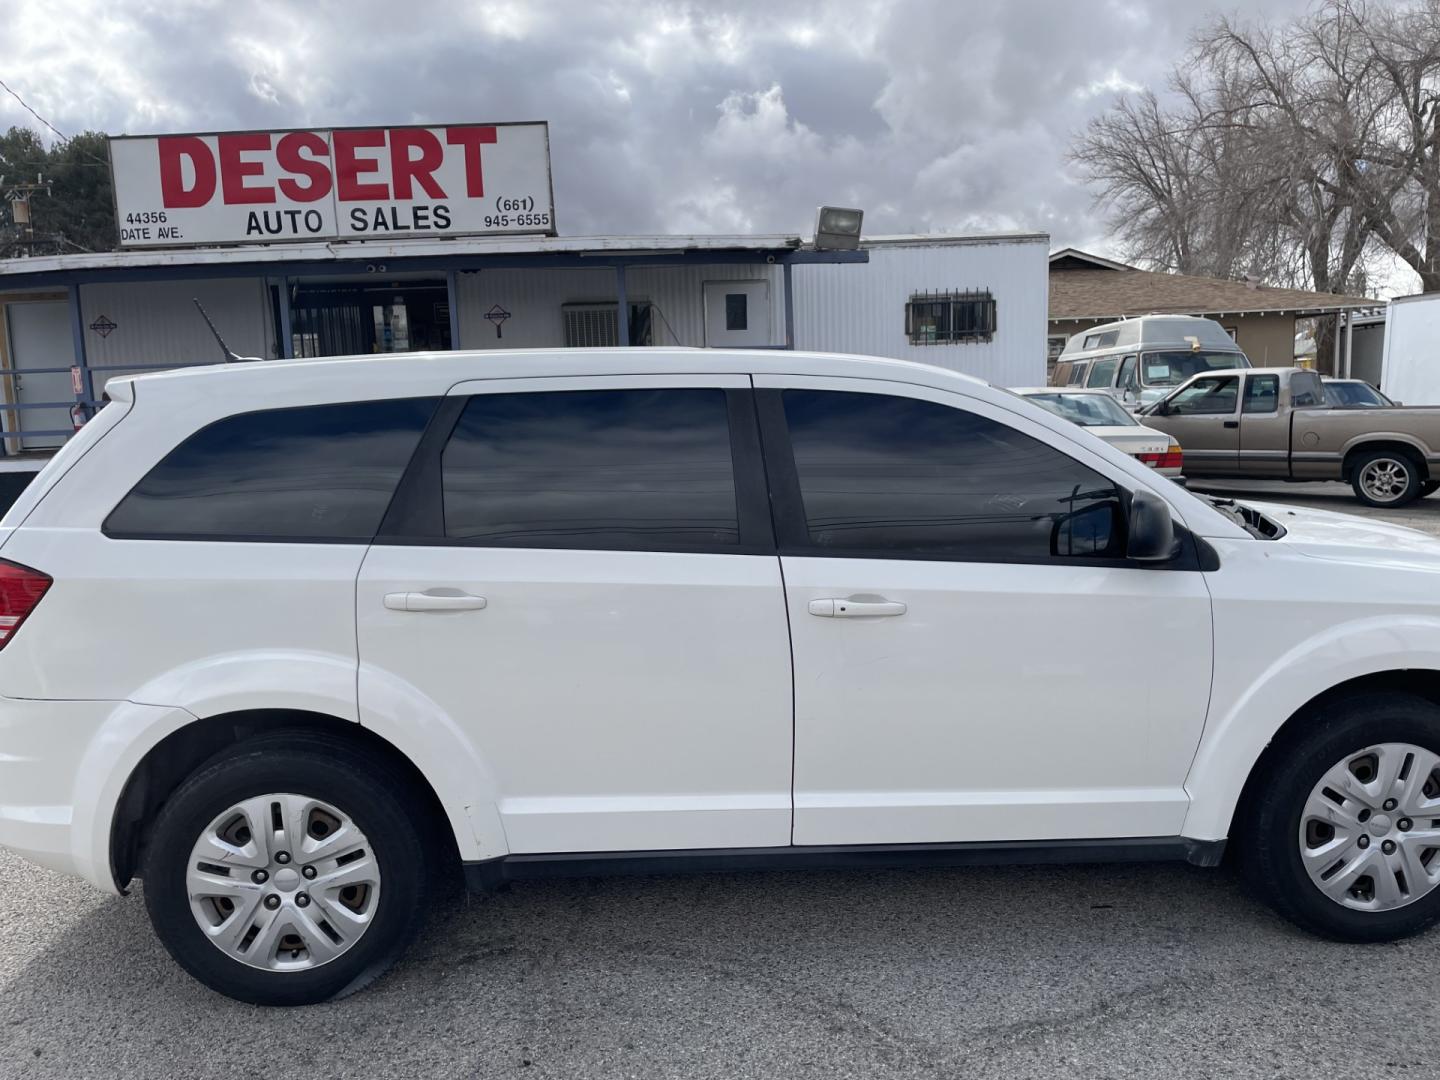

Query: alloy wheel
left=1358, top=458, right=1412, bottom=503
left=1299, top=743, right=1440, bottom=912
left=185, top=792, right=382, bottom=971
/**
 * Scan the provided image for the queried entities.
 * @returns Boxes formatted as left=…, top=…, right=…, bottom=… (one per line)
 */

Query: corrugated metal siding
left=791, top=238, right=1048, bottom=386
left=454, top=264, right=783, bottom=349
left=79, top=278, right=275, bottom=388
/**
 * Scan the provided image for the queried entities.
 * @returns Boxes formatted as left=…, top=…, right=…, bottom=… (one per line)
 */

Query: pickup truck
left=1138, top=365, right=1440, bottom=507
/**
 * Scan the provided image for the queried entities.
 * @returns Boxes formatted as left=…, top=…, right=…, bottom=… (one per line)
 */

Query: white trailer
left=1381, top=292, right=1440, bottom=404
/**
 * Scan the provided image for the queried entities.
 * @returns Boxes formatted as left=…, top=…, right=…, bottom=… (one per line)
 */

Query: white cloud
left=0, top=0, right=1318, bottom=252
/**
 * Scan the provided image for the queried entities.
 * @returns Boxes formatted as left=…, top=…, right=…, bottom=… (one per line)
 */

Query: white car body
left=3, top=348, right=1440, bottom=953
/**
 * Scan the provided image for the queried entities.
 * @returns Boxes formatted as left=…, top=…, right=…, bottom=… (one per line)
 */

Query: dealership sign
left=109, top=122, right=554, bottom=248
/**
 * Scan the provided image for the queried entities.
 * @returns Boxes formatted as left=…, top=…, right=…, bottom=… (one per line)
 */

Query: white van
left=1051, top=315, right=1252, bottom=407
left=5, top=347, right=1440, bottom=1005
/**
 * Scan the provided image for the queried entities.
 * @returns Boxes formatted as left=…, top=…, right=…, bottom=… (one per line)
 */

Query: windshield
left=1324, top=381, right=1393, bottom=408
left=1024, top=392, right=1138, bottom=428
left=1141, top=350, right=1248, bottom=388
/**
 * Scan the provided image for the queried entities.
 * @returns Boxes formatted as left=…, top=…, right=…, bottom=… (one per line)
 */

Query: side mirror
left=1127, top=489, right=1178, bottom=562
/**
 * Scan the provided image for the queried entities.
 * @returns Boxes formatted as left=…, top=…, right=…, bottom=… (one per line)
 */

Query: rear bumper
left=0, top=695, right=184, bottom=893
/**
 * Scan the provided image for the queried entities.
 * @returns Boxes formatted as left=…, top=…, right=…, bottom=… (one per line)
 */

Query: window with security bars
left=562, top=303, right=655, bottom=347
left=905, top=291, right=997, bottom=345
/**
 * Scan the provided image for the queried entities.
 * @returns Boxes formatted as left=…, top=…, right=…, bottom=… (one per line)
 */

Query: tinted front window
left=105, top=398, right=436, bottom=540
left=781, top=390, right=1124, bottom=561
left=441, top=388, right=739, bottom=549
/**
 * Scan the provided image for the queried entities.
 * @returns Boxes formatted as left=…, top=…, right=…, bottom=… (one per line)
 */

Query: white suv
left=4, top=348, right=1440, bottom=1006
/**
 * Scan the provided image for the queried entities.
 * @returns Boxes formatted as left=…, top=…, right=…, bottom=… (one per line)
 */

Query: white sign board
left=109, top=123, right=554, bottom=247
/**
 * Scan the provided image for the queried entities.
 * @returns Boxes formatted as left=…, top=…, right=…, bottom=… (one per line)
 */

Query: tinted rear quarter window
left=440, top=388, right=740, bottom=549
left=780, top=389, right=1124, bottom=561
left=104, top=398, right=437, bottom=540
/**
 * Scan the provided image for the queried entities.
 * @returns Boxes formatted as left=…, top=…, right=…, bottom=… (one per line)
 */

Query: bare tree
left=1342, top=1, right=1440, bottom=291
left=1204, top=1, right=1394, bottom=296
left=1071, top=73, right=1288, bottom=281
left=1072, top=0, right=1440, bottom=297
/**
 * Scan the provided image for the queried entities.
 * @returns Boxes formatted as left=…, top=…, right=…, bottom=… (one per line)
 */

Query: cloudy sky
left=5, top=0, right=1325, bottom=258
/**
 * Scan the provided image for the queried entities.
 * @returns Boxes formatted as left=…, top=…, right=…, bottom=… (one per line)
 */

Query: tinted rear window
left=104, top=398, right=436, bottom=541
left=440, top=388, right=740, bottom=550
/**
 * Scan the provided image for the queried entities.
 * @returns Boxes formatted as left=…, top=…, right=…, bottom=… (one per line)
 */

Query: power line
left=0, top=75, right=110, bottom=167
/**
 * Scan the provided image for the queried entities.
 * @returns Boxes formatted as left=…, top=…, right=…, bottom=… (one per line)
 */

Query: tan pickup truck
left=1138, top=366, right=1440, bottom=507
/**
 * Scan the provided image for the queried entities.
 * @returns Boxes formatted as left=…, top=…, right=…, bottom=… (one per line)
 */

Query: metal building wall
left=453, top=264, right=784, bottom=349
left=791, top=236, right=1049, bottom=386
left=77, top=278, right=275, bottom=389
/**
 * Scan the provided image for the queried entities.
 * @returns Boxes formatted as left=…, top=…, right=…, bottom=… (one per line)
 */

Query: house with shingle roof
left=1048, top=248, right=1376, bottom=375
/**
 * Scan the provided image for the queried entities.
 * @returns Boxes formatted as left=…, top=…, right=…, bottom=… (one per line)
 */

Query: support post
left=615, top=264, right=630, bottom=346
left=68, top=283, right=94, bottom=408
left=277, top=278, right=294, bottom=359
left=1332, top=312, right=1342, bottom=375
left=446, top=270, right=462, bottom=350
left=1344, top=309, right=1354, bottom=379
left=783, top=261, right=795, bottom=349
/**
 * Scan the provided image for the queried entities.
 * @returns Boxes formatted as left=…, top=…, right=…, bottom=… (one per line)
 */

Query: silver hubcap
left=185, top=793, right=381, bottom=971
left=1300, top=743, right=1440, bottom=911
left=1359, top=458, right=1411, bottom=502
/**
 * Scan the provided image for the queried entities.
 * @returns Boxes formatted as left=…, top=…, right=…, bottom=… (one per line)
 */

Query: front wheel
left=1239, top=692, right=1440, bottom=942
left=1350, top=449, right=1422, bottom=507
left=1421, top=480, right=1440, bottom=498
left=141, top=734, right=431, bottom=1005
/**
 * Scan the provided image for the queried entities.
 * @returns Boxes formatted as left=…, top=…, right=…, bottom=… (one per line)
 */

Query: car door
left=356, top=374, right=793, bottom=855
left=754, top=375, right=1214, bottom=846
left=1151, top=374, right=1241, bottom=475
left=1237, top=372, right=1288, bottom=477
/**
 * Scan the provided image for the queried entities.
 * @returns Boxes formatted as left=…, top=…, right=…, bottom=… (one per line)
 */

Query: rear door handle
left=808, top=597, right=907, bottom=618
left=384, top=591, right=487, bottom=612
left=1223, top=420, right=1239, bottom=428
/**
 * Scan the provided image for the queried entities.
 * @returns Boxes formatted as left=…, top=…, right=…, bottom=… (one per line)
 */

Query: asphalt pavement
left=3, top=478, right=1439, bottom=1080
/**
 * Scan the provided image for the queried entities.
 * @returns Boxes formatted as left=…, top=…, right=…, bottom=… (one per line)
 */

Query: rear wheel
left=1350, top=449, right=1422, bottom=507
left=1421, top=480, right=1440, bottom=498
left=141, top=735, right=429, bottom=1005
left=1240, top=692, right=1440, bottom=942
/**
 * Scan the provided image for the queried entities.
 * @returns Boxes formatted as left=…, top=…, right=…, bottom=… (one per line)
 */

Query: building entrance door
left=5, top=301, right=74, bottom=450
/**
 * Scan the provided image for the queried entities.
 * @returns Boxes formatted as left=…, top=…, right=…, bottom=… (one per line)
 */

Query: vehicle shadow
left=5, top=858, right=1428, bottom=1080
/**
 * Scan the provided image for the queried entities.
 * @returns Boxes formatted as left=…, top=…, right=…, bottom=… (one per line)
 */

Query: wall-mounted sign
left=484, top=304, right=511, bottom=338
left=109, top=122, right=555, bottom=248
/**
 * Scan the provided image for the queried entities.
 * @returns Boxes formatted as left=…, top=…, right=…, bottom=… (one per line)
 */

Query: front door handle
left=808, top=597, right=907, bottom=618
left=1223, top=420, right=1239, bottom=428
left=384, top=591, right=487, bottom=612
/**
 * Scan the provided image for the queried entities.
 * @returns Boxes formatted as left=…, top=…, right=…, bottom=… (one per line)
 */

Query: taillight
left=0, top=560, right=51, bottom=648
left=1137, top=441, right=1184, bottom=471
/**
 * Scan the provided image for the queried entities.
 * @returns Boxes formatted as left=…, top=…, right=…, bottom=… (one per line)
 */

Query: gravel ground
left=3, top=479, right=1439, bottom=1080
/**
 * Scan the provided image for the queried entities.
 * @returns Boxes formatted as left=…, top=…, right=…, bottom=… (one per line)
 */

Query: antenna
left=192, top=298, right=261, bottom=363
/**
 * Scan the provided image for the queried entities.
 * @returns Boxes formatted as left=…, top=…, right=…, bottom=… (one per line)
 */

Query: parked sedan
left=1323, top=378, right=1395, bottom=408
left=1016, top=387, right=1183, bottom=477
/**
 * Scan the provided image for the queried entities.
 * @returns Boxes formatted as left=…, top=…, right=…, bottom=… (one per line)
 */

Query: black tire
left=1422, top=480, right=1440, bottom=498
left=141, top=733, right=430, bottom=1006
left=1349, top=448, right=1423, bottom=507
left=1238, top=691, right=1440, bottom=942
